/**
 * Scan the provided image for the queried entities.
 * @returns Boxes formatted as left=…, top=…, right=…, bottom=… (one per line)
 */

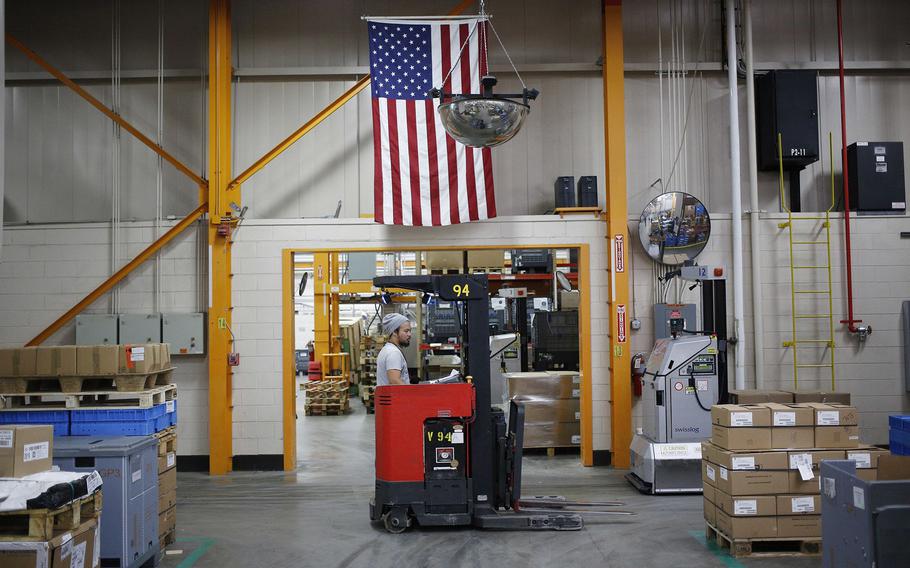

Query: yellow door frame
left=282, top=244, right=594, bottom=471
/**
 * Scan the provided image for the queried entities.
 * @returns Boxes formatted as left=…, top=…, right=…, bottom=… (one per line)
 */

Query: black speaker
left=848, top=142, right=905, bottom=212
left=554, top=176, right=575, bottom=208
left=756, top=70, right=819, bottom=171
left=577, top=176, right=598, bottom=207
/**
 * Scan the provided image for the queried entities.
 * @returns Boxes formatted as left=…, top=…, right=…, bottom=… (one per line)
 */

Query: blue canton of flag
left=368, top=22, right=433, bottom=100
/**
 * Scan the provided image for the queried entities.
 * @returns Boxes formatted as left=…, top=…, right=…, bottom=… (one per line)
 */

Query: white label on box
left=60, top=533, right=73, bottom=559
left=848, top=452, right=872, bottom=469
left=706, top=464, right=716, bottom=481
left=72, top=541, right=87, bottom=568
left=86, top=471, right=103, bottom=494
left=130, top=347, right=145, bottom=362
left=23, top=441, right=49, bottom=462
left=167, top=452, right=176, bottom=468
left=789, top=453, right=812, bottom=470
left=774, top=411, right=796, bottom=426
left=0, top=430, right=12, bottom=448
left=574, top=412, right=581, bottom=420
left=572, top=375, right=581, bottom=384
left=571, top=435, right=581, bottom=444
left=849, top=435, right=859, bottom=440
left=131, top=469, right=142, bottom=483
left=817, top=410, right=840, bottom=425
left=798, top=463, right=815, bottom=481
left=732, top=456, right=756, bottom=470
left=853, top=486, right=865, bottom=510
left=730, top=412, right=753, bottom=427
left=792, top=497, right=815, bottom=513
left=734, top=499, right=757, bottom=515
left=822, top=476, right=837, bottom=498
left=720, top=467, right=729, bottom=480
left=572, top=389, right=580, bottom=398
left=166, top=400, right=175, bottom=413
left=451, top=432, right=464, bottom=444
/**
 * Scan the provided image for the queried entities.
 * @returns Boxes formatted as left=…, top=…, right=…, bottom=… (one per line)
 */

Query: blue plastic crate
left=169, top=400, right=178, bottom=426
left=890, top=428, right=910, bottom=456
left=71, top=403, right=166, bottom=423
left=889, top=415, right=910, bottom=433
left=0, top=410, right=70, bottom=436
left=70, top=419, right=158, bottom=436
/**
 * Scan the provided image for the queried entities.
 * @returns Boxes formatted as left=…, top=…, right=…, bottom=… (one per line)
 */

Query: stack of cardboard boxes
left=506, top=371, right=581, bottom=448
left=157, top=428, right=177, bottom=548
left=0, top=344, right=171, bottom=387
left=703, top=399, right=885, bottom=541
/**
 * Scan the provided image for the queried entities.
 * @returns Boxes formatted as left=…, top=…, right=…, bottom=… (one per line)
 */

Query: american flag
left=367, top=18, right=496, bottom=226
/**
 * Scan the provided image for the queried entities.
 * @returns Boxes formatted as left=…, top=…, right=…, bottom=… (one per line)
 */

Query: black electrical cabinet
left=577, top=176, right=598, bottom=207
left=755, top=70, right=819, bottom=171
left=554, top=176, right=575, bottom=208
left=847, top=142, right=906, bottom=213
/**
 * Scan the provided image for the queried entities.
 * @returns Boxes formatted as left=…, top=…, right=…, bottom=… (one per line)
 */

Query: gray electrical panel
left=903, top=301, right=910, bottom=392
left=346, top=252, right=378, bottom=281
left=119, top=313, right=162, bottom=344
left=162, top=313, right=205, bottom=355
left=75, top=314, right=119, bottom=345
left=653, top=303, right=697, bottom=339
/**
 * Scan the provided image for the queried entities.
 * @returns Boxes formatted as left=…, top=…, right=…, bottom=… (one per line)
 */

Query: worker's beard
left=398, top=339, right=410, bottom=347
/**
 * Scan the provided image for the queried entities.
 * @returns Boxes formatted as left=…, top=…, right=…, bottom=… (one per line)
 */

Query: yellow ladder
left=777, top=133, right=836, bottom=390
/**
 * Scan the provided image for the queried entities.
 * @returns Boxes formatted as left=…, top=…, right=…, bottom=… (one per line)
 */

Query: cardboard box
left=703, top=460, right=718, bottom=487
left=729, top=390, right=794, bottom=404
left=119, top=344, right=154, bottom=375
left=703, top=482, right=716, bottom=504
left=805, top=403, right=858, bottom=426
left=158, top=451, right=176, bottom=474
left=707, top=460, right=788, bottom=496
left=0, top=348, right=38, bottom=377
left=36, top=346, right=78, bottom=377
left=790, top=390, right=851, bottom=404
left=159, top=505, right=176, bottom=538
left=878, top=455, right=910, bottom=480
left=711, top=425, right=772, bottom=451
left=159, top=488, right=177, bottom=513
left=701, top=442, right=788, bottom=471
left=0, top=517, right=98, bottom=568
left=715, top=510, right=778, bottom=539
left=711, top=405, right=772, bottom=428
left=771, top=427, right=815, bottom=449
left=516, top=397, right=580, bottom=423
left=159, top=466, right=177, bottom=495
left=523, top=422, right=580, bottom=447
left=765, top=403, right=814, bottom=427
left=777, top=515, right=821, bottom=538
left=846, top=447, right=890, bottom=469
left=814, top=426, right=860, bottom=448
left=787, top=449, right=846, bottom=470
left=788, top=470, right=822, bottom=494
left=559, top=290, right=580, bottom=310
left=714, top=489, right=777, bottom=517
left=776, top=494, right=820, bottom=515
left=855, top=469, right=877, bottom=482
left=0, top=425, right=53, bottom=477
left=77, top=345, right=119, bottom=376
left=703, top=497, right=716, bottom=525
left=787, top=449, right=844, bottom=493
left=506, top=372, right=580, bottom=399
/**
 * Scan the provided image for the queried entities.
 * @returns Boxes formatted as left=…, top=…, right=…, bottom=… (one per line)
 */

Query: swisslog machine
left=626, top=265, right=729, bottom=494
left=370, top=274, right=630, bottom=533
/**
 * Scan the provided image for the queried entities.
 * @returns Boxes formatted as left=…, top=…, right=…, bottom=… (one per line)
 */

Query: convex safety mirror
left=639, top=191, right=711, bottom=265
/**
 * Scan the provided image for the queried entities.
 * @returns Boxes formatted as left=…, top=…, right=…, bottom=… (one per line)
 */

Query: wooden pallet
left=0, top=384, right=176, bottom=410
left=304, top=401, right=349, bottom=416
left=0, top=491, right=103, bottom=542
left=705, top=522, right=821, bottom=558
left=156, top=426, right=178, bottom=456
left=160, top=530, right=176, bottom=549
left=0, top=368, right=176, bottom=395
left=361, top=386, right=375, bottom=414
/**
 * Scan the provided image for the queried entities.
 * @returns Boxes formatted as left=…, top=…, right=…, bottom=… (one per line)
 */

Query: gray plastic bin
left=54, top=436, right=159, bottom=568
left=820, top=459, right=910, bottom=567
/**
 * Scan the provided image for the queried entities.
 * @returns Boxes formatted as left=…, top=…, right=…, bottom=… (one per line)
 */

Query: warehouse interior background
left=1, top=0, right=908, bottom=470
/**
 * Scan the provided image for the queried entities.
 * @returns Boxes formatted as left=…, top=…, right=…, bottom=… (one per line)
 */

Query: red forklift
left=370, top=274, right=629, bottom=532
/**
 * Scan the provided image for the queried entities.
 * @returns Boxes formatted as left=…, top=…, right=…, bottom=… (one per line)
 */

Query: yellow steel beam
left=25, top=203, right=207, bottom=347
left=227, top=0, right=475, bottom=190
left=282, top=250, right=297, bottom=470
left=312, top=253, right=332, bottom=365
left=603, top=0, right=632, bottom=468
left=578, top=244, right=594, bottom=466
left=207, top=0, right=234, bottom=476
left=5, top=34, right=207, bottom=190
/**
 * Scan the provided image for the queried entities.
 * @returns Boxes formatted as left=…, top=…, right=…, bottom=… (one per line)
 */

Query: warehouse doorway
left=280, top=245, right=593, bottom=471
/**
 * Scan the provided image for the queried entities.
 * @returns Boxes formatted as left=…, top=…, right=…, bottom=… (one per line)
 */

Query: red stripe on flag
left=425, top=99, right=442, bottom=226
left=371, top=97, right=384, bottom=224
left=386, top=99, right=403, bottom=225
left=405, top=100, right=422, bottom=226
left=459, top=24, right=479, bottom=221
left=441, top=24, right=460, bottom=224
left=482, top=147, right=496, bottom=217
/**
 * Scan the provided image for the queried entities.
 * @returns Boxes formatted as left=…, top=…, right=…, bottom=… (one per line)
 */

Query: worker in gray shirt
left=376, top=313, right=412, bottom=386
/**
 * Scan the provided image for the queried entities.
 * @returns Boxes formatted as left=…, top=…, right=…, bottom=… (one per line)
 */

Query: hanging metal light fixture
left=429, top=3, right=539, bottom=148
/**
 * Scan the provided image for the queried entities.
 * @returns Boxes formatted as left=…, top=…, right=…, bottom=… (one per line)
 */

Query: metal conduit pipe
left=725, top=0, right=746, bottom=390
left=743, top=0, right=764, bottom=388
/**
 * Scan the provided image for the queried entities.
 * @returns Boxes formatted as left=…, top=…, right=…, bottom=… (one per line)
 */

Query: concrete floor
left=161, top=401, right=822, bottom=568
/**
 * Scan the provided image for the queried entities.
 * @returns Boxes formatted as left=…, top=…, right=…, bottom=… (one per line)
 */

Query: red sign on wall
left=616, top=304, right=627, bottom=343
left=614, top=235, right=625, bottom=272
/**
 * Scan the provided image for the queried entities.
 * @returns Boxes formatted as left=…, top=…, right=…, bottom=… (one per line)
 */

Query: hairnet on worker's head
left=382, top=313, right=410, bottom=336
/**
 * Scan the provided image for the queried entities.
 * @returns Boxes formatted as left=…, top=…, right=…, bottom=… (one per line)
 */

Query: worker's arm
left=386, top=368, right=405, bottom=385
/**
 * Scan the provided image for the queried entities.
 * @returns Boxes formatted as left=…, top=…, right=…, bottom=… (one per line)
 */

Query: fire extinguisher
left=631, top=353, right=647, bottom=397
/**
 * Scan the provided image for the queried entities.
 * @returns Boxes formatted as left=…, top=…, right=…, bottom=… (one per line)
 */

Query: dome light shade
left=432, top=75, right=538, bottom=149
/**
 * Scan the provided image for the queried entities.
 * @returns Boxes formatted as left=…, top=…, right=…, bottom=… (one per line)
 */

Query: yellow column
left=603, top=0, right=632, bottom=468
left=313, top=253, right=332, bottom=365
left=207, top=0, right=235, bottom=475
